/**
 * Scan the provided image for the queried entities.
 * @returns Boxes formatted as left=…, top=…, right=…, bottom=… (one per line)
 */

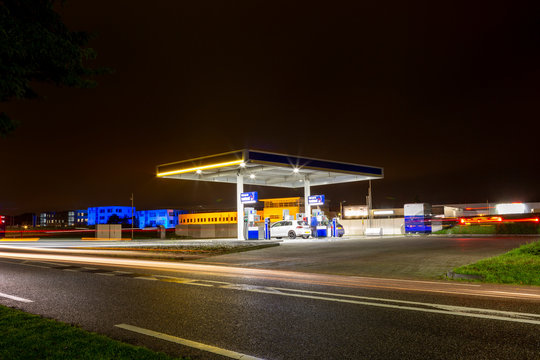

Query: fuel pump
left=312, top=209, right=328, bottom=237
left=282, top=209, right=293, bottom=220
left=264, top=217, right=271, bottom=240
left=244, top=207, right=261, bottom=240
left=331, top=217, right=338, bottom=237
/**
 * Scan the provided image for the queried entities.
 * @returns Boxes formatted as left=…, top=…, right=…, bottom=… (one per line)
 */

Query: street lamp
left=130, top=193, right=134, bottom=240
left=340, top=200, right=347, bottom=220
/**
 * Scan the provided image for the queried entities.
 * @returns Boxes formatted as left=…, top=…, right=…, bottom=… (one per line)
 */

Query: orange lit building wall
left=260, top=197, right=300, bottom=222
left=177, top=197, right=300, bottom=225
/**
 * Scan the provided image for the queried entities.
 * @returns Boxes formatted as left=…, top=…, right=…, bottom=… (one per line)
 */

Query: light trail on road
left=1, top=249, right=540, bottom=301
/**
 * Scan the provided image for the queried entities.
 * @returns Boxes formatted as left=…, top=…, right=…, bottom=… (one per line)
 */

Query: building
left=137, top=209, right=186, bottom=229
left=40, top=211, right=67, bottom=227
left=68, top=210, right=88, bottom=227
left=259, top=197, right=301, bottom=222
left=87, top=206, right=135, bottom=226
left=179, top=211, right=241, bottom=225
left=40, top=210, right=88, bottom=227
left=8, top=213, right=37, bottom=227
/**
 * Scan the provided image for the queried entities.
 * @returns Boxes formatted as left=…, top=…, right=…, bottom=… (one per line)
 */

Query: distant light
left=344, top=206, right=368, bottom=217
left=293, top=168, right=299, bottom=173
left=196, top=169, right=202, bottom=174
left=373, top=210, right=394, bottom=216
left=495, top=203, right=527, bottom=215
left=239, top=162, right=246, bottom=168
left=249, top=174, right=255, bottom=179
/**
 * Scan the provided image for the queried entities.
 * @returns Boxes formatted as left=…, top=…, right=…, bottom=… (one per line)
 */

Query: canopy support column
left=304, top=177, right=311, bottom=222
left=237, top=172, right=244, bottom=240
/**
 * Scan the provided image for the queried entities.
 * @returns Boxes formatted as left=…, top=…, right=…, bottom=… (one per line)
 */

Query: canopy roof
left=156, top=149, right=383, bottom=188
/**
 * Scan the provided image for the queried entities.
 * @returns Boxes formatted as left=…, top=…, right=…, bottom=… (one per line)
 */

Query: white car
left=270, top=220, right=311, bottom=239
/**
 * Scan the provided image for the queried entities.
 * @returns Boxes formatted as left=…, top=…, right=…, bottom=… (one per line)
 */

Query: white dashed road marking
left=115, top=323, right=264, bottom=360
left=0, top=292, right=33, bottom=303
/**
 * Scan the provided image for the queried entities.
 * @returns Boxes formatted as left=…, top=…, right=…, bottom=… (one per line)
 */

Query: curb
left=446, top=271, right=484, bottom=280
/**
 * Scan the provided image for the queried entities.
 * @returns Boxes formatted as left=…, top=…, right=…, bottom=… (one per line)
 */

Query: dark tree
left=106, top=214, right=121, bottom=225
left=0, top=0, right=108, bottom=136
left=107, top=214, right=133, bottom=227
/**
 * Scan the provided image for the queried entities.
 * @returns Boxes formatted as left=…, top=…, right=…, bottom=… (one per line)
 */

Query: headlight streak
left=1, top=249, right=540, bottom=301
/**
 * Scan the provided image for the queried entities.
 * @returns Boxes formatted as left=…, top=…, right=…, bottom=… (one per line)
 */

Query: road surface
left=1, top=248, right=539, bottom=359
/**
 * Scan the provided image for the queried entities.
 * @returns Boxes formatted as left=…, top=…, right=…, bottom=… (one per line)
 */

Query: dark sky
left=1, top=1, right=539, bottom=215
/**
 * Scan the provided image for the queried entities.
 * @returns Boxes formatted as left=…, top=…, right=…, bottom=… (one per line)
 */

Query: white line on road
left=269, top=286, right=540, bottom=320
left=244, top=288, right=540, bottom=325
left=0, top=259, right=49, bottom=269
left=0, top=292, right=33, bottom=303
left=152, top=275, right=540, bottom=325
left=115, top=323, right=264, bottom=360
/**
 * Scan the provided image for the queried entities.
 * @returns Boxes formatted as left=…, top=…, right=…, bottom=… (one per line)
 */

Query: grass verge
left=451, top=240, right=540, bottom=285
left=79, top=243, right=279, bottom=261
left=435, top=225, right=496, bottom=234
left=0, top=305, right=187, bottom=360
left=436, top=223, right=540, bottom=235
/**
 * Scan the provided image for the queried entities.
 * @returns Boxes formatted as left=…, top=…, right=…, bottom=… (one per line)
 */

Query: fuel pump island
left=156, top=149, right=383, bottom=240
left=242, top=194, right=340, bottom=240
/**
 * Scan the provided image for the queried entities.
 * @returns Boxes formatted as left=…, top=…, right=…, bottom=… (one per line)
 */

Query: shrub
left=496, top=223, right=539, bottom=234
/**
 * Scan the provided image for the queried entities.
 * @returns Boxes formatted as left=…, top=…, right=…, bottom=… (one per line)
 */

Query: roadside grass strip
left=0, top=305, right=188, bottom=360
left=436, top=223, right=540, bottom=235
left=452, top=240, right=540, bottom=285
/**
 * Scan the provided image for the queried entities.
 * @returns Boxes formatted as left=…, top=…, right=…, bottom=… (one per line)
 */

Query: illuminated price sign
left=240, top=192, right=258, bottom=204
left=308, top=195, right=325, bottom=205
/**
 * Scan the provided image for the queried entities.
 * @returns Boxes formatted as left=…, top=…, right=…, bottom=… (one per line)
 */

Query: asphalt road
left=193, top=235, right=539, bottom=279
left=1, top=252, right=539, bottom=359
left=3, top=234, right=537, bottom=279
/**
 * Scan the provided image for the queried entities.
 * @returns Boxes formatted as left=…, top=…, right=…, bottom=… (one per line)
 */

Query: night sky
left=1, top=1, right=539, bottom=215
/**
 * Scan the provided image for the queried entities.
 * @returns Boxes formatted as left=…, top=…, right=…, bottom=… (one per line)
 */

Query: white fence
left=341, top=218, right=405, bottom=236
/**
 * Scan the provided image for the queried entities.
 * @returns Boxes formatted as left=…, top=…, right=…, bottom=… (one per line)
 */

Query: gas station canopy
left=156, top=149, right=383, bottom=187
left=157, top=149, right=383, bottom=240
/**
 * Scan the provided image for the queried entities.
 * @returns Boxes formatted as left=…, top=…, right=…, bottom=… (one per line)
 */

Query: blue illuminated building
left=87, top=206, right=135, bottom=226
left=137, top=209, right=186, bottom=229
